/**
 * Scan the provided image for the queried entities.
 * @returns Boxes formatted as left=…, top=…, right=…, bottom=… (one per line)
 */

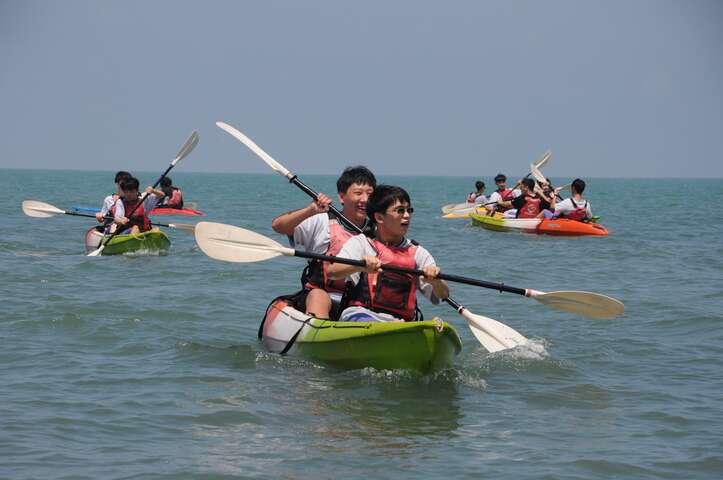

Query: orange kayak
left=470, top=212, right=608, bottom=236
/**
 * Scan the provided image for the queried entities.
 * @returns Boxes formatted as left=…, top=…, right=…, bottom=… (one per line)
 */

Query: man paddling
left=95, top=170, right=131, bottom=226
left=159, top=177, right=184, bottom=209
left=554, top=178, right=593, bottom=221
left=484, top=173, right=521, bottom=216
left=271, top=166, right=377, bottom=320
left=327, top=184, right=449, bottom=323
left=466, top=180, right=487, bottom=204
left=110, top=177, right=165, bottom=234
left=497, top=178, right=555, bottom=219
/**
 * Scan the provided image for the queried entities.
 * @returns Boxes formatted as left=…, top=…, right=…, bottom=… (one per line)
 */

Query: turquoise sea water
left=2, top=169, right=722, bottom=479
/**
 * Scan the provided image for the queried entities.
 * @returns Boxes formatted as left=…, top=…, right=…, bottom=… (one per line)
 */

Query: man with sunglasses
left=328, top=184, right=449, bottom=323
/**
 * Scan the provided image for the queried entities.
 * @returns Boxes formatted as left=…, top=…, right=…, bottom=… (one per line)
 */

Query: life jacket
left=516, top=195, right=542, bottom=218
left=497, top=188, right=515, bottom=201
left=164, top=188, right=184, bottom=208
left=107, top=194, right=121, bottom=219
left=120, top=196, right=151, bottom=232
left=561, top=198, right=588, bottom=221
left=466, top=192, right=476, bottom=203
left=345, top=239, right=418, bottom=321
left=303, top=215, right=358, bottom=294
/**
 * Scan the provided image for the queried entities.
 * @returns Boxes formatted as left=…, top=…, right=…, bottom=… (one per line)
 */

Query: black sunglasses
left=388, top=206, right=414, bottom=215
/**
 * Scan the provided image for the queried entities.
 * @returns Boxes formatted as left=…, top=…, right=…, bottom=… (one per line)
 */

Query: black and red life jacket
left=561, top=199, right=588, bottom=221
left=516, top=195, right=542, bottom=218
left=166, top=188, right=184, bottom=208
left=497, top=188, right=515, bottom=201
left=120, top=196, right=151, bottom=232
left=303, top=215, right=358, bottom=294
left=345, top=239, right=418, bottom=321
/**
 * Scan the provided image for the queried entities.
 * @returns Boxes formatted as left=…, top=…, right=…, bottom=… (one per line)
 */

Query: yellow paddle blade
left=532, top=290, right=625, bottom=319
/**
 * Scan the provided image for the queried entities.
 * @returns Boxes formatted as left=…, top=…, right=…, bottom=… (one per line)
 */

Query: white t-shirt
left=99, top=195, right=116, bottom=216
left=291, top=213, right=332, bottom=254
left=488, top=188, right=521, bottom=204
left=554, top=198, right=592, bottom=219
left=473, top=194, right=489, bottom=205
left=336, top=235, right=441, bottom=305
left=113, top=194, right=161, bottom=221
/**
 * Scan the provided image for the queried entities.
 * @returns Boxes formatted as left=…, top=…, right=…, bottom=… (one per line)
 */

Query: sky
left=1, top=0, right=721, bottom=178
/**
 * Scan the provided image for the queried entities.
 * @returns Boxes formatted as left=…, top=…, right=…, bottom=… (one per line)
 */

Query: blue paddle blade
left=73, top=206, right=101, bottom=213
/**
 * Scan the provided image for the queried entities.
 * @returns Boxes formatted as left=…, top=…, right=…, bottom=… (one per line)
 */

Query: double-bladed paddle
left=87, top=131, right=199, bottom=256
left=22, top=200, right=196, bottom=233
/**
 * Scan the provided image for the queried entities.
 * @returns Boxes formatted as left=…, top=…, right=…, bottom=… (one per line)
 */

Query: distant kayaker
left=159, top=177, right=184, bottom=209
left=554, top=178, right=592, bottom=221
left=110, top=176, right=165, bottom=234
left=484, top=173, right=521, bottom=215
left=327, top=184, right=449, bottom=323
left=466, top=180, right=487, bottom=204
left=95, top=170, right=131, bottom=223
left=271, top=166, right=377, bottom=320
left=497, top=178, right=555, bottom=219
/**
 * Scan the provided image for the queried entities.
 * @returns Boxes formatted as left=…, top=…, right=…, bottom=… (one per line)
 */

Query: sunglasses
left=388, top=206, right=414, bottom=215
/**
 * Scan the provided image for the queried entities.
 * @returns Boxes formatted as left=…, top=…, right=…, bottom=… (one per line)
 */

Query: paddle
left=22, top=200, right=196, bottom=233
left=195, top=221, right=624, bottom=321
left=87, top=131, right=199, bottom=256
left=213, top=121, right=531, bottom=350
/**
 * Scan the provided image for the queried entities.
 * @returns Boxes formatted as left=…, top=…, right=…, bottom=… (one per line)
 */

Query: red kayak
left=149, top=207, right=205, bottom=216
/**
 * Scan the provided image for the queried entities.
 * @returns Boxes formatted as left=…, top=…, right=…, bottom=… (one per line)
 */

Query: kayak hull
left=260, top=299, right=462, bottom=372
left=469, top=213, right=608, bottom=236
left=74, top=205, right=204, bottom=217
left=85, top=227, right=171, bottom=255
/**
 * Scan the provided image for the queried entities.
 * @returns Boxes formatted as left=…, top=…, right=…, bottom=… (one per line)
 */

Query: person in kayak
left=483, top=173, right=521, bottom=216
left=95, top=170, right=131, bottom=224
left=327, top=184, right=449, bottom=323
left=554, top=178, right=592, bottom=221
left=466, top=180, right=487, bottom=204
left=497, top=178, right=555, bottom=219
left=110, top=176, right=165, bottom=234
left=271, top=166, right=377, bottom=320
left=159, top=177, right=184, bottom=209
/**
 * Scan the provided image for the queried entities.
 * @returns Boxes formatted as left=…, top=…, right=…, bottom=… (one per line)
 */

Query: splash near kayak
left=84, top=227, right=171, bottom=255
left=469, top=212, right=609, bottom=236
left=260, top=298, right=462, bottom=372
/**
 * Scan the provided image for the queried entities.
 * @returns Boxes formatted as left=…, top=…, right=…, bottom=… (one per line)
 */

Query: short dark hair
left=160, top=177, right=172, bottom=188
left=494, top=173, right=507, bottom=183
left=475, top=180, right=485, bottom=191
left=114, top=171, right=131, bottom=183
left=521, top=178, right=536, bottom=191
left=571, top=178, right=586, bottom=194
left=366, top=184, right=410, bottom=221
left=336, top=166, right=377, bottom=194
left=120, top=176, right=140, bottom=192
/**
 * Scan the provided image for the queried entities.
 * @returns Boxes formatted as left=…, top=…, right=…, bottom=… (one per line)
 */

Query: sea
left=1, top=169, right=722, bottom=479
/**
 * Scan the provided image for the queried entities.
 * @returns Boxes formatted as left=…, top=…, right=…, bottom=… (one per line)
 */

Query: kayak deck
left=85, top=227, right=172, bottom=255
left=260, top=299, right=462, bottom=372
left=469, top=212, right=608, bottom=236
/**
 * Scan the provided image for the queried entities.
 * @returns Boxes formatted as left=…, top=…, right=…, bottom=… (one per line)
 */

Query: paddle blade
left=216, top=121, right=293, bottom=179
left=530, top=162, right=547, bottom=183
left=530, top=290, right=625, bottom=319
left=167, top=223, right=197, bottom=234
left=441, top=202, right=469, bottom=214
left=534, top=150, right=551, bottom=169
left=459, top=308, right=528, bottom=352
left=195, top=221, right=293, bottom=263
left=87, top=245, right=105, bottom=257
left=22, top=200, right=65, bottom=218
left=171, top=131, right=199, bottom=166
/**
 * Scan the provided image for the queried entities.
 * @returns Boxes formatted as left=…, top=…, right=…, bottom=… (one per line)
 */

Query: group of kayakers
left=271, top=167, right=447, bottom=323
left=94, top=171, right=185, bottom=234
left=466, top=173, right=593, bottom=221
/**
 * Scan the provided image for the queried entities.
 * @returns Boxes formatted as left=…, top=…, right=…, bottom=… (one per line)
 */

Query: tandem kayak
left=469, top=212, right=608, bottom=236
left=84, top=227, right=171, bottom=255
left=260, top=298, right=462, bottom=372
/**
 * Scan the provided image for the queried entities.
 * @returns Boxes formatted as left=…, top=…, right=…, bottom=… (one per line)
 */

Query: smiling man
left=327, top=184, right=449, bottom=323
left=271, top=166, right=376, bottom=320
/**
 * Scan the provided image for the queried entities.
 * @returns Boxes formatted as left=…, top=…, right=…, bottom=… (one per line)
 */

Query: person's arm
left=415, top=247, right=448, bottom=303
left=272, top=193, right=331, bottom=236
left=326, top=237, right=379, bottom=280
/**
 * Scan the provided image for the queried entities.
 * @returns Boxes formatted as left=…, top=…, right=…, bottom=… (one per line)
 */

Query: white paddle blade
left=171, top=131, right=199, bottom=166
left=441, top=202, right=470, bottom=214
left=194, top=221, right=294, bottom=263
left=87, top=245, right=105, bottom=257
left=534, top=150, right=551, bottom=169
left=216, top=122, right=293, bottom=179
left=460, top=308, right=528, bottom=353
left=531, top=290, right=625, bottom=319
left=530, top=162, right=547, bottom=183
left=22, top=200, right=65, bottom=218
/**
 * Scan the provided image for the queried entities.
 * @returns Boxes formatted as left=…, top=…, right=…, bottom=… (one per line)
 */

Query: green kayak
left=85, top=227, right=171, bottom=255
left=260, top=298, right=462, bottom=372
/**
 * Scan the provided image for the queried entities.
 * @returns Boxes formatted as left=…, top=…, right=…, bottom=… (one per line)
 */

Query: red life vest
left=498, top=188, right=515, bottom=201
left=562, top=199, right=588, bottom=221
left=304, top=216, right=357, bottom=294
left=167, top=188, right=184, bottom=208
left=466, top=192, right=476, bottom=203
left=517, top=195, right=542, bottom=218
left=346, top=239, right=418, bottom=321
left=108, top=194, right=120, bottom=217
left=120, top=196, right=151, bottom=232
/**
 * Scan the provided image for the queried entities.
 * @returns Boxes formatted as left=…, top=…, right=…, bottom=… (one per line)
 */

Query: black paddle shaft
left=63, top=210, right=178, bottom=229
left=287, top=175, right=360, bottom=232
left=293, top=249, right=527, bottom=296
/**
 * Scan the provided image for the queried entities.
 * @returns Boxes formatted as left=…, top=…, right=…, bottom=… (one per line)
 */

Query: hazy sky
left=1, top=0, right=721, bottom=177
